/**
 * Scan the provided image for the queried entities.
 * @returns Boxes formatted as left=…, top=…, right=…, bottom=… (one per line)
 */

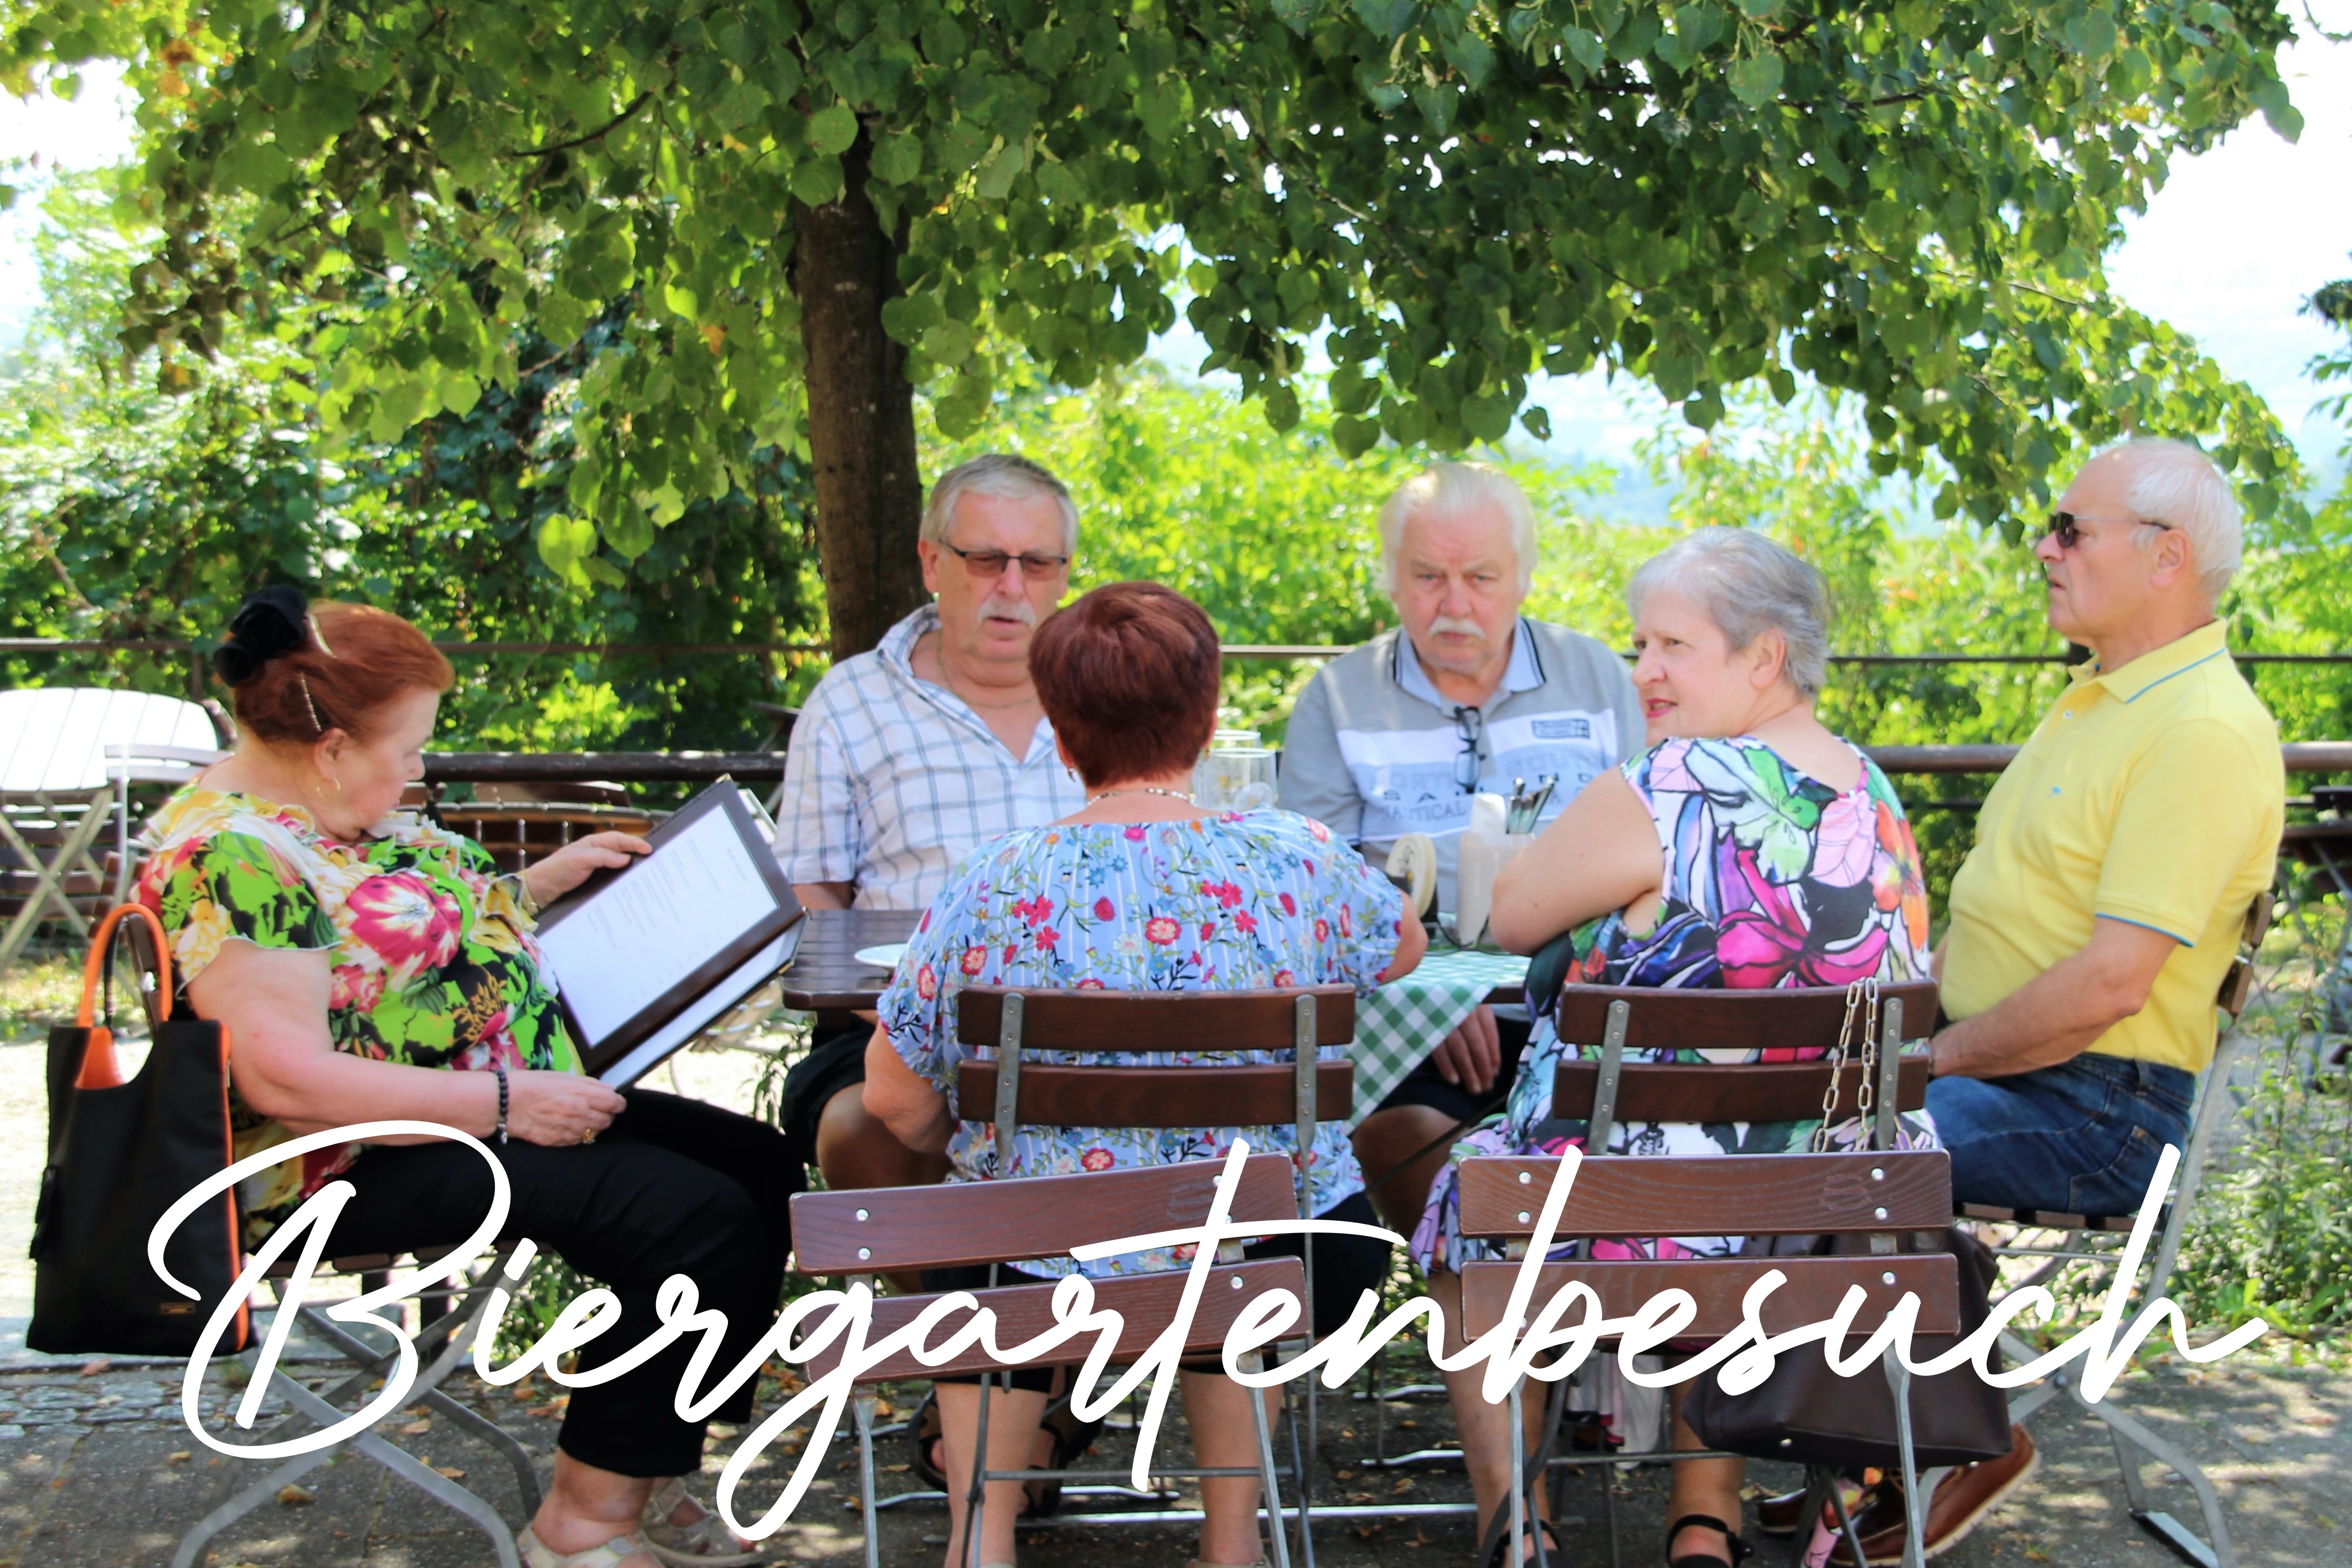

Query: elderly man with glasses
left=772, top=453, right=1087, bottom=1196
left=1277, top=461, right=1642, bottom=1233
left=1927, top=439, right=2283, bottom=1219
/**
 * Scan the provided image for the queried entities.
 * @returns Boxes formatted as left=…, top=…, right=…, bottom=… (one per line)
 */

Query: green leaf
left=1351, top=0, right=1416, bottom=39
left=974, top=138, right=1026, bottom=201
left=1461, top=393, right=1512, bottom=442
left=1443, top=31, right=1495, bottom=89
left=870, top=129, right=924, bottom=185
left=2062, top=9, right=2117, bottom=61
left=1330, top=413, right=1381, bottom=458
left=1732, top=0, right=1781, bottom=17
left=1561, top=27, right=1606, bottom=74
left=1728, top=53, right=1783, bottom=107
left=807, top=102, right=859, bottom=156
left=2250, top=78, right=2303, bottom=144
left=793, top=156, right=844, bottom=205
left=1271, top=0, right=1319, bottom=34
left=1674, top=2, right=1727, bottom=55
left=921, top=319, right=974, bottom=365
left=537, top=513, right=599, bottom=581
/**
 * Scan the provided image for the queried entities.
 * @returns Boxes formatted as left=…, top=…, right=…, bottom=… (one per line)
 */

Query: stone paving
left=3, top=1029, right=2345, bottom=1566
left=1, top=1329, right=2344, bottom=1567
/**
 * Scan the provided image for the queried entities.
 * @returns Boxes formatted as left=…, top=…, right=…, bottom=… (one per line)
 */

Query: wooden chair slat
left=792, top=1153, right=1298, bottom=1273
left=1554, top=980, right=1940, bottom=1050
left=956, top=984, right=1356, bottom=1051
left=810, top=1256, right=1310, bottom=1381
left=1457, top=1255, right=1962, bottom=1339
left=953, top=1060, right=1354, bottom=1128
left=1456, top=1152, right=1952, bottom=1239
left=1550, top=1055, right=1931, bottom=1123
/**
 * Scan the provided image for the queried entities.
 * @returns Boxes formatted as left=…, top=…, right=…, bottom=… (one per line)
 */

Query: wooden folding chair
left=1957, top=894, right=2274, bottom=1568
left=170, top=1241, right=541, bottom=1568
left=104, top=739, right=226, bottom=902
left=1361, top=980, right=1937, bottom=1492
left=1456, top=1144, right=1961, bottom=1568
left=794, top=1155, right=1312, bottom=1568
left=943, top=984, right=1359, bottom=1561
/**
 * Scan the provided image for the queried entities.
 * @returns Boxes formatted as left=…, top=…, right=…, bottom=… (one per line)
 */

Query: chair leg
left=422, top=1383, right=544, bottom=1518
left=1280, top=1376, right=1316, bottom=1568
left=1883, top=1347, right=1926, bottom=1568
left=1825, top=1471, right=1872, bottom=1568
left=1249, top=1356, right=1296, bottom=1568
left=1508, top=1378, right=1528, bottom=1566
left=854, top=1390, right=881, bottom=1568
left=967, top=1371, right=994, bottom=1568
left=1601, top=1441, right=1619, bottom=1568
left=272, top=1367, right=523, bottom=1567
left=170, top=1447, right=339, bottom=1568
left=2063, top=1375, right=2234, bottom=1568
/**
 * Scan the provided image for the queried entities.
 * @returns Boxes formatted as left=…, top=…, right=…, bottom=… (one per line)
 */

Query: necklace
left=1086, top=785, right=1197, bottom=805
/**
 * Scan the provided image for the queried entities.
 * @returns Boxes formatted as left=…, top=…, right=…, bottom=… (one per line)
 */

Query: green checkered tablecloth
left=1350, top=947, right=1532, bottom=1129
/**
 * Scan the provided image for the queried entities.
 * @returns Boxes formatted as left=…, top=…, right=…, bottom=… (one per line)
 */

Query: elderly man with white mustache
left=773, top=454, right=1087, bottom=1197
left=1278, top=462, right=1642, bottom=1235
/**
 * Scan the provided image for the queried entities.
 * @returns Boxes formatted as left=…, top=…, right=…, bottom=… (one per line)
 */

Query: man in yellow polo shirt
left=1928, top=439, right=2282, bottom=1217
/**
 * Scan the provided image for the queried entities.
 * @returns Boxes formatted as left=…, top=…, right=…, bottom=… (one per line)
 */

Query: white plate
left=853, top=943, right=910, bottom=971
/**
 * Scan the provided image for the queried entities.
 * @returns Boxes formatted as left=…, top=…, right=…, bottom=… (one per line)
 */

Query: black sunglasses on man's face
left=2040, top=511, right=2173, bottom=550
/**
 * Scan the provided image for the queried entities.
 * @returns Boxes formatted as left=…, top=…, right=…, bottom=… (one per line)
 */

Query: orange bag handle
left=73, top=904, right=175, bottom=1090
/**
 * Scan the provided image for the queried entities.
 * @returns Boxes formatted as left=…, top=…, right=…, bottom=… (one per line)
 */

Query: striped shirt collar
left=1392, top=616, right=1547, bottom=712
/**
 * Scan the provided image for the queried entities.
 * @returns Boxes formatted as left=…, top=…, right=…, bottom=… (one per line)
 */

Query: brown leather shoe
left=1828, top=1426, right=2038, bottom=1565
left=1755, top=1487, right=1812, bottom=1536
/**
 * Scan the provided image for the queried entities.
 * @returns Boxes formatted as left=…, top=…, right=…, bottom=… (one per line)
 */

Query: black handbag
left=1679, top=979, right=2009, bottom=1468
left=1680, top=1224, right=2013, bottom=1469
left=29, top=904, right=250, bottom=1356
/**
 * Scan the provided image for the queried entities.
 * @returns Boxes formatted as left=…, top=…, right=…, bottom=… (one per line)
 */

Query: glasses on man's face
left=2040, top=511, right=2173, bottom=550
left=1452, top=705, right=1485, bottom=794
left=938, top=540, right=1071, bottom=582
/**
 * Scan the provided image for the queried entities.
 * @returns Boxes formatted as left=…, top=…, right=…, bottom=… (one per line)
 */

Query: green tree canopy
left=0, top=0, right=2314, bottom=657
left=0, top=169, right=819, bottom=751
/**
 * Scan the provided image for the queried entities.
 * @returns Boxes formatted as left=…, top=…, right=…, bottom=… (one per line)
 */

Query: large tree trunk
left=793, top=127, right=928, bottom=662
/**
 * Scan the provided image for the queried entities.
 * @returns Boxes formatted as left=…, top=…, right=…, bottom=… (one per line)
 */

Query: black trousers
left=331, top=1089, right=799, bottom=1478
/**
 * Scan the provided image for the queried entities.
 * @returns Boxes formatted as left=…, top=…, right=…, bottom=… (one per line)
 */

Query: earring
left=323, top=776, right=343, bottom=797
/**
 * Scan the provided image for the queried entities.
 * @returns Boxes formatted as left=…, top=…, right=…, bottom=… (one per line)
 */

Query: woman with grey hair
left=1409, top=528, right=1938, bottom=1567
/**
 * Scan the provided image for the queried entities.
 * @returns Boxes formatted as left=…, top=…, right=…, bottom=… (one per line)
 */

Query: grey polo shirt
left=1277, top=618, right=1643, bottom=910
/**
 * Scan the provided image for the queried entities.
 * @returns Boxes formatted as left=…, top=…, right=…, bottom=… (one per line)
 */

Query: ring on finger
left=581, top=1129, right=597, bottom=1145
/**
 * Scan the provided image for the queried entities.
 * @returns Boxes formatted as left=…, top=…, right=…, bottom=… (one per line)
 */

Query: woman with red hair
left=137, top=588, right=790, bottom=1568
left=863, top=581, right=1428, bottom=1568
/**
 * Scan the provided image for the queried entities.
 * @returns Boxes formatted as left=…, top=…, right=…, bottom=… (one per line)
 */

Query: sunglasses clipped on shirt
left=2039, top=511, right=2174, bottom=550
left=1452, top=705, right=1486, bottom=793
left=937, top=540, right=1072, bottom=581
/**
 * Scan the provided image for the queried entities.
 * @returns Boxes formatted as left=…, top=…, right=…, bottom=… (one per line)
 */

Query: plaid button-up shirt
left=774, top=606, right=1087, bottom=910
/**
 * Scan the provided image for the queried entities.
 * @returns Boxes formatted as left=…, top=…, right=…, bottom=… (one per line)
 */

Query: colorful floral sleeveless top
left=135, top=786, right=574, bottom=1242
left=878, top=808, right=1406, bottom=1280
left=1414, top=735, right=1936, bottom=1272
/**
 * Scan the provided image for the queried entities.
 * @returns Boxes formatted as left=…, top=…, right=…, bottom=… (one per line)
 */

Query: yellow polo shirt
left=1940, top=621, right=2281, bottom=1072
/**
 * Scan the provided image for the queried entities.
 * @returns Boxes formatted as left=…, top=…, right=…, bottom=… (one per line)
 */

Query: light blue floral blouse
left=878, top=809, right=1406, bottom=1278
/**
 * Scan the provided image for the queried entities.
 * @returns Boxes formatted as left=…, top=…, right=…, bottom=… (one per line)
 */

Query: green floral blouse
left=135, top=786, right=575, bottom=1242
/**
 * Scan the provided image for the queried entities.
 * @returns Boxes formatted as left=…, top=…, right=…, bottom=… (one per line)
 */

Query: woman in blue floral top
left=867, top=582, right=1426, bottom=1568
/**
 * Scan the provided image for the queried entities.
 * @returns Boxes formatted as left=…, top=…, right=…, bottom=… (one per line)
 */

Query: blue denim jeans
left=1927, top=1052, right=2196, bottom=1216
